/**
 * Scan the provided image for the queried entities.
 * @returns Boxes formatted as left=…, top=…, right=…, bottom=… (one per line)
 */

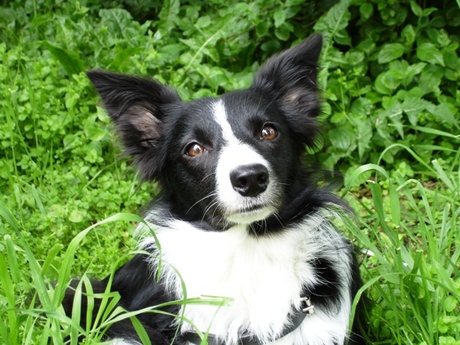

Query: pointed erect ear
left=250, top=34, right=323, bottom=145
left=86, top=70, right=181, bottom=180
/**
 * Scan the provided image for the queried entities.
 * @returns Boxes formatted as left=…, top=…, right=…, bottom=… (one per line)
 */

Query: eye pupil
left=186, top=143, right=205, bottom=157
left=261, top=125, right=278, bottom=140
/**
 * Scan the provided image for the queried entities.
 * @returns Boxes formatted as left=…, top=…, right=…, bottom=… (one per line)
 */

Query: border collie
left=64, top=34, right=365, bottom=345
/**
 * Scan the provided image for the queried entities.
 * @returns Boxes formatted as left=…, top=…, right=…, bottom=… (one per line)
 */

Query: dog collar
left=182, top=296, right=314, bottom=345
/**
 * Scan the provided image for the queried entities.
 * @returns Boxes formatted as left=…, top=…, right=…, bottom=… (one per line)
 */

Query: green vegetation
left=0, top=0, right=459, bottom=344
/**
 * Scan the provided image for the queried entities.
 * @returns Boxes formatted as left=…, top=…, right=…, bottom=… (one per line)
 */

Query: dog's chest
left=152, top=221, right=322, bottom=342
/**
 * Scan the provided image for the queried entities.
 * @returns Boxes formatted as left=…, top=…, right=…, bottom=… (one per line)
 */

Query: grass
left=1, top=0, right=459, bottom=344
left=343, top=152, right=460, bottom=344
left=1, top=157, right=459, bottom=344
left=0, top=206, right=232, bottom=345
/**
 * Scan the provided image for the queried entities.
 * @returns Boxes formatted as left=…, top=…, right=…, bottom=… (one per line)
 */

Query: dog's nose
left=230, top=164, right=269, bottom=197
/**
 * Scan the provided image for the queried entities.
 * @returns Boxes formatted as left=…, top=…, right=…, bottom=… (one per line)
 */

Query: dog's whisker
left=185, top=192, right=218, bottom=215
left=200, top=171, right=216, bottom=184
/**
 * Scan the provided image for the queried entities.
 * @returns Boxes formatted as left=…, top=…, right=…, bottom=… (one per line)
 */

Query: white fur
left=213, top=100, right=281, bottom=224
left=109, top=340, right=141, bottom=345
left=138, top=211, right=353, bottom=345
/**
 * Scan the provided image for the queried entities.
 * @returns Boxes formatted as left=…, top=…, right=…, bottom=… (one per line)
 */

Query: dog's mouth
left=225, top=201, right=277, bottom=225
left=241, top=203, right=266, bottom=212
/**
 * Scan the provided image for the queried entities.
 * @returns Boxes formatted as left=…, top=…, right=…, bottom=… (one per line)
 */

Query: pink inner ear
left=125, top=104, right=163, bottom=147
left=282, top=87, right=305, bottom=105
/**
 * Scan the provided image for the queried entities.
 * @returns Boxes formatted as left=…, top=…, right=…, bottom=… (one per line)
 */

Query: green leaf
left=427, top=103, right=458, bottom=127
left=356, top=118, right=373, bottom=158
left=443, top=48, right=459, bottom=71
left=109, top=47, right=144, bottom=70
left=419, top=64, right=444, bottom=94
left=256, top=21, right=268, bottom=37
left=386, top=102, right=404, bottom=138
left=63, top=133, right=79, bottom=149
left=195, top=15, right=211, bottom=28
left=377, top=101, right=404, bottom=139
left=375, top=71, right=401, bottom=95
left=99, top=9, right=141, bottom=40
left=69, top=210, right=84, bottom=223
left=401, top=24, right=416, bottom=45
left=350, top=97, right=373, bottom=118
left=274, top=23, right=291, bottom=41
left=443, top=296, right=458, bottom=313
left=416, top=42, right=445, bottom=66
left=157, top=0, right=180, bottom=33
left=85, top=126, right=107, bottom=142
left=402, top=97, right=430, bottom=125
left=426, top=28, right=450, bottom=47
left=286, top=0, right=305, bottom=5
left=378, top=43, right=405, bottom=64
left=41, top=41, right=83, bottom=75
left=359, top=3, right=373, bottom=21
left=329, top=126, right=355, bottom=151
left=273, top=9, right=286, bottom=28
left=406, top=62, right=427, bottom=78
left=314, top=0, right=351, bottom=50
left=410, top=1, right=423, bottom=16
left=400, top=62, right=426, bottom=87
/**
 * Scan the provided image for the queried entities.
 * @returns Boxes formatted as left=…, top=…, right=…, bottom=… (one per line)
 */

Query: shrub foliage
left=0, top=0, right=459, bottom=344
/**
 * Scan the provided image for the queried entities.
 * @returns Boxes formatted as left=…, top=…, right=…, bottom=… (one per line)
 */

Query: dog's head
left=87, top=34, right=323, bottom=229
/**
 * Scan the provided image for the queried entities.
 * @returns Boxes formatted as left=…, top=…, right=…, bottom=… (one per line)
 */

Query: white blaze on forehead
left=213, top=99, right=266, bottom=163
left=212, top=99, right=239, bottom=145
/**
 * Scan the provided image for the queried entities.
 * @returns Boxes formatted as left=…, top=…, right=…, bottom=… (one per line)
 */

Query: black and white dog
left=64, top=34, right=365, bottom=345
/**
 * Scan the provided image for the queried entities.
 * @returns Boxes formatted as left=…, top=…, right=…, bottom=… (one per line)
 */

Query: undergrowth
left=0, top=0, right=459, bottom=344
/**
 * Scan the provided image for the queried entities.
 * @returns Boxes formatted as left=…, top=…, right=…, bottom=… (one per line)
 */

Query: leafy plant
left=316, top=0, right=460, bottom=176
left=343, top=152, right=460, bottom=344
left=1, top=0, right=459, bottom=344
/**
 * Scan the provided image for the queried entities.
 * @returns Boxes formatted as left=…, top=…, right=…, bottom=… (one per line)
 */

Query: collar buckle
left=300, top=296, right=315, bottom=315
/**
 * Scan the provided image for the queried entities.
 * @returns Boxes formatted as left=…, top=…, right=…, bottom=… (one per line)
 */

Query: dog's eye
left=185, top=143, right=205, bottom=157
left=260, top=125, right=278, bottom=140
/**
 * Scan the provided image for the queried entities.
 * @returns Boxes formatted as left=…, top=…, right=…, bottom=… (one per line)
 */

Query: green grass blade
left=388, top=182, right=401, bottom=226
left=54, top=213, right=144, bottom=306
left=129, top=316, right=152, bottom=345
left=41, top=244, right=64, bottom=277
left=408, top=125, right=460, bottom=140
left=0, top=199, right=20, bottom=233
left=342, top=163, right=390, bottom=196
left=0, top=250, right=17, bottom=344
left=5, top=235, right=21, bottom=283
left=432, top=159, right=455, bottom=190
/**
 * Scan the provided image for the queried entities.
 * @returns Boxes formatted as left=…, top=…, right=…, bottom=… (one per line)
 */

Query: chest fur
left=140, top=216, right=351, bottom=344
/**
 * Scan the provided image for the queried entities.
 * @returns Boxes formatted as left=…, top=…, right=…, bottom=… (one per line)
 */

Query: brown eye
left=261, top=125, right=278, bottom=140
left=185, top=143, right=205, bottom=157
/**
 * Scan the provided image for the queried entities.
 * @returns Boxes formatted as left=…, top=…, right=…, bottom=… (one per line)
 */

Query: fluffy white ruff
left=138, top=211, right=353, bottom=345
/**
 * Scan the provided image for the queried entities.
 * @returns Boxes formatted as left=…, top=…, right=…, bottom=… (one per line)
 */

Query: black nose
left=230, top=164, right=269, bottom=197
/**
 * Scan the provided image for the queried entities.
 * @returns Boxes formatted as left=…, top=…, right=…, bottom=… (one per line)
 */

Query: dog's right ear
left=86, top=70, right=181, bottom=180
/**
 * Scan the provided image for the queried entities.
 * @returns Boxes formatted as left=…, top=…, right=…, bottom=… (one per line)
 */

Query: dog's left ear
left=86, top=70, right=181, bottom=181
left=251, top=34, right=322, bottom=145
